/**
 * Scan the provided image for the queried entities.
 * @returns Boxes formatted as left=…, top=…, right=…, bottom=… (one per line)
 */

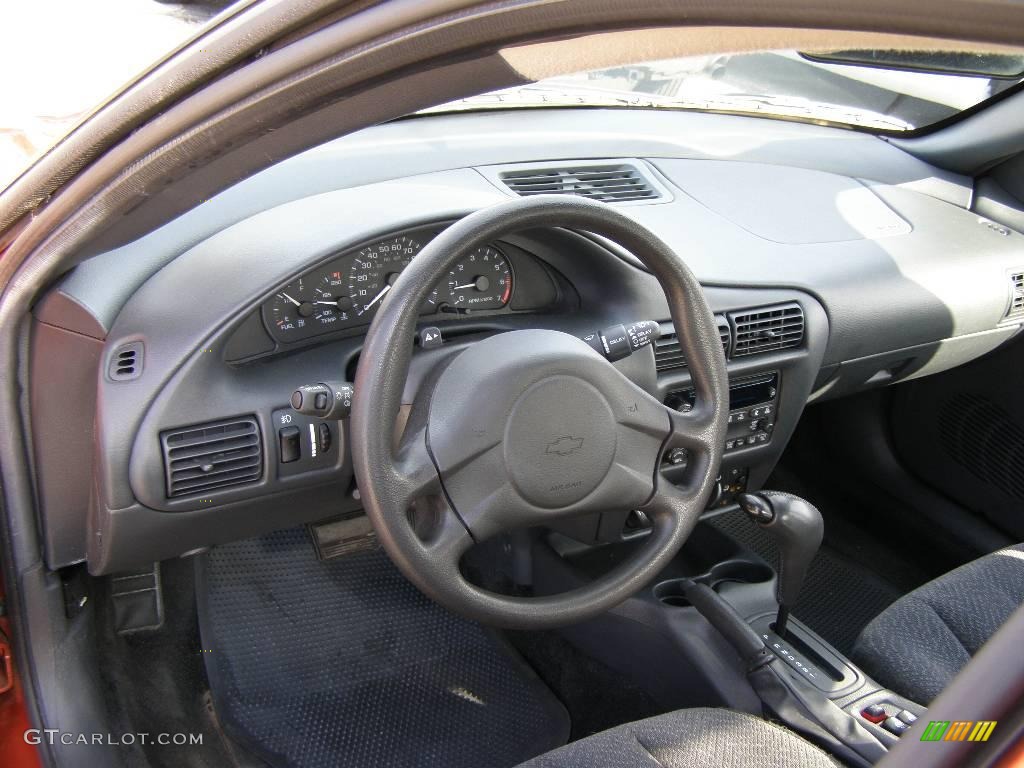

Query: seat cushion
left=852, top=543, right=1024, bottom=705
left=516, top=708, right=838, bottom=768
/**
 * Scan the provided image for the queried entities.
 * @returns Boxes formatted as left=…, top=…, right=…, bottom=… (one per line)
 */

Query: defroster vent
left=729, top=303, right=805, bottom=356
left=500, top=164, right=659, bottom=203
left=162, top=417, right=262, bottom=498
left=654, top=320, right=731, bottom=372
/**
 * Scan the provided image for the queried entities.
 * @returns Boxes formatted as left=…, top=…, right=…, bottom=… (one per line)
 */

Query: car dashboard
left=27, top=108, right=1024, bottom=575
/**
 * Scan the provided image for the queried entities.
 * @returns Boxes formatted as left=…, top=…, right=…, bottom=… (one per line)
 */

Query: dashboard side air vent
left=1007, top=271, right=1024, bottom=321
left=500, top=164, right=660, bottom=203
left=729, top=303, right=805, bottom=357
left=108, top=341, right=144, bottom=381
left=161, top=417, right=262, bottom=498
left=654, top=319, right=731, bottom=372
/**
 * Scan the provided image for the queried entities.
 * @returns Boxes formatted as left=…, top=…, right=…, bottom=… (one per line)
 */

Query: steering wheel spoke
left=664, top=404, right=718, bottom=456
left=384, top=424, right=476, bottom=572
left=390, top=425, right=442, bottom=510
left=418, top=495, right=475, bottom=561
left=645, top=470, right=707, bottom=514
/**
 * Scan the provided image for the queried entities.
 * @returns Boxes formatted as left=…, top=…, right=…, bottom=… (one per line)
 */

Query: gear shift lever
left=737, top=491, right=823, bottom=638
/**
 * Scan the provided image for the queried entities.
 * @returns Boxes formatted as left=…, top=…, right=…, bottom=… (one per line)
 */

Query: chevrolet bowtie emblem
left=545, top=436, right=584, bottom=456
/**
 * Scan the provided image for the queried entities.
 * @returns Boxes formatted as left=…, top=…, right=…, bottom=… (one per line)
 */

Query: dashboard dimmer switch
left=318, top=423, right=332, bottom=454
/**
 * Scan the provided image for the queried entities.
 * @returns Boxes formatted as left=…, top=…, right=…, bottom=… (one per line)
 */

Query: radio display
left=665, top=372, right=778, bottom=413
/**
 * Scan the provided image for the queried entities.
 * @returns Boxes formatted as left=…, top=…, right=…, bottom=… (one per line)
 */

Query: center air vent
left=1007, top=271, right=1024, bottom=320
left=161, top=417, right=262, bottom=498
left=654, top=320, right=731, bottom=372
left=729, top=303, right=805, bottom=356
left=499, top=164, right=660, bottom=203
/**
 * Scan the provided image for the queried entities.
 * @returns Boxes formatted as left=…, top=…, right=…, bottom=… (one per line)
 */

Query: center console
left=538, top=492, right=926, bottom=765
left=665, top=371, right=779, bottom=454
left=660, top=371, right=781, bottom=510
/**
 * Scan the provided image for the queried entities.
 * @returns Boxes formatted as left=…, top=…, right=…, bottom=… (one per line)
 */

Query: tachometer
left=444, top=246, right=512, bottom=310
left=347, top=235, right=423, bottom=317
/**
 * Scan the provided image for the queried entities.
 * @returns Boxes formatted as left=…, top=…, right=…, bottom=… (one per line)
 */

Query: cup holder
left=653, top=559, right=774, bottom=608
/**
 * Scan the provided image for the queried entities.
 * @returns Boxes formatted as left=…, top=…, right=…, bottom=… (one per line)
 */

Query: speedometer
left=445, top=246, right=513, bottom=310
left=347, top=235, right=423, bottom=317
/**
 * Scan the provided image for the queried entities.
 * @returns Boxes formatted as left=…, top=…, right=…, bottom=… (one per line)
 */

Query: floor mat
left=708, top=509, right=904, bottom=655
left=196, top=528, right=569, bottom=768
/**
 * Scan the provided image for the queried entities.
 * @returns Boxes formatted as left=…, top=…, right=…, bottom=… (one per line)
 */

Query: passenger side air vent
left=1007, top=271, right=1024, bottom=320
left=161, top=417, right=262, bottom=498
left=654, top=320, right=731, bottom=372
left=499, top=164, right=660, bottom=203
left=108, top=341, right=144, bottom=381
left=729, top=303, right=805, bottom=356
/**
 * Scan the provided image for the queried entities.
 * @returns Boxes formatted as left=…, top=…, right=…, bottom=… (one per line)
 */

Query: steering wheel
left=351, top=196, right=728, bottom=628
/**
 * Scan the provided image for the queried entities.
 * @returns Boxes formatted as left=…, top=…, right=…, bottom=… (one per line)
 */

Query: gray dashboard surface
left=92, top=154, right=1021, bottom=375
left=44, top=107, right=976, bottom=338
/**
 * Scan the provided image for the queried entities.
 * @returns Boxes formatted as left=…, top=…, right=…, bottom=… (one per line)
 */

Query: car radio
left=665, top=372, right=779, bottom=453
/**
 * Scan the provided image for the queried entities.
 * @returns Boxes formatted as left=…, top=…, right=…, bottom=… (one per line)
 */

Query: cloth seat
left=852, top=543, right=1024, bottom=704
left=516, top=707, right=838, bottom=768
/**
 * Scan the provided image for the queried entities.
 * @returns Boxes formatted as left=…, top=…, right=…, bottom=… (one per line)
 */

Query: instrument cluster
left=262, top=230, right=515, bottom=343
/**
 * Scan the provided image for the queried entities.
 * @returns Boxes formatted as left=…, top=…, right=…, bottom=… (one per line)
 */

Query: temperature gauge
left=310, top=269, right=355, bottom=330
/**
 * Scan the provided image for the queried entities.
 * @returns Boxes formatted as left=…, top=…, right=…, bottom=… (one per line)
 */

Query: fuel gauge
left=265, top=277, right=316, bottom=340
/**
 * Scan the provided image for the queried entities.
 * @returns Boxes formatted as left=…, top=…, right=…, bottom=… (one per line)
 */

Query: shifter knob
left=737, top=491, right=824, bottom=638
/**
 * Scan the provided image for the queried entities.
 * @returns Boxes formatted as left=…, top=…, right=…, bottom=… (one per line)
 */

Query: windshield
left=426, top=49, right=1024, bottom=132
left=0, top=0, right=237, bottom=192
